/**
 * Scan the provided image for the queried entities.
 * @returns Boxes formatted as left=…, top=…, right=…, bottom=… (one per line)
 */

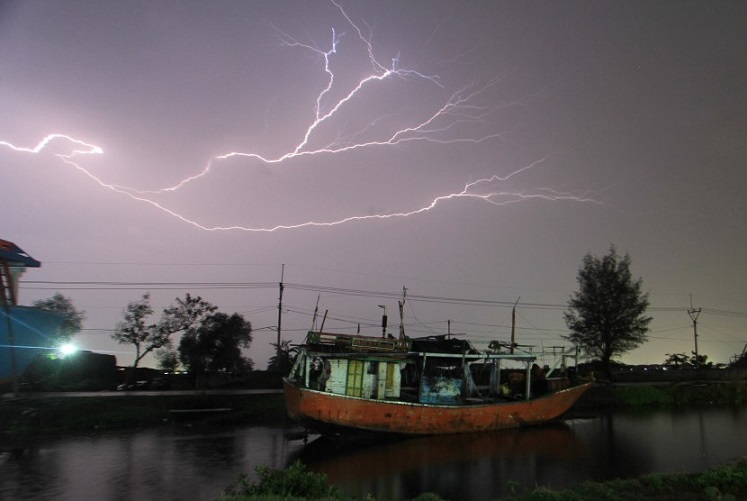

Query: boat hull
left=284, top=378, right=591, bottom=437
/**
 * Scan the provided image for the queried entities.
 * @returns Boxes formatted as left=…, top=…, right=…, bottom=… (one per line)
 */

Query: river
left=1, top=406, right=745, bottom=500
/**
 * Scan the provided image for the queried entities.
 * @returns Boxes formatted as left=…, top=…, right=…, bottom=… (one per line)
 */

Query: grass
left=217, top=458, right=747, bottom=500
left=610, top=382, right=747, bottom=408
left=512, top=457, right=747, bottom=500
left=571, top=381, right=747, bottom=411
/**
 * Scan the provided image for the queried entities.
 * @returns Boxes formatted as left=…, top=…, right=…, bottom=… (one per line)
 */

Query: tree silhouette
left=156, top=348, right=180, bottom=372
left=268, top=340, right=294, bottom=373
left=663, top=353, right=690, bottom=368
left=564, top=246, right=652, bottom=380
left=112, top=293, right=216, bottom=382
left=178, top=312, right=252, bottom=388
left=32, top=292, right=85, bottom=344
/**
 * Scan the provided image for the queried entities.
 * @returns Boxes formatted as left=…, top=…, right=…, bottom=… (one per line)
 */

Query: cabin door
left=384, top=362, right=398, bottom=397
left=345, top=360, right=364, bottom=397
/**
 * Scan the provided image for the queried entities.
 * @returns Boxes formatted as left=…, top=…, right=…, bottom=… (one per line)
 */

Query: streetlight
left=378, top=305, right=387, bottom=338
left=59, top=343, right=79, bottom=357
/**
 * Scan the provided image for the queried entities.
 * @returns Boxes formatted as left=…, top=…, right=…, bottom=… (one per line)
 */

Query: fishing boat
left=283, top=328, right=592, bottom=438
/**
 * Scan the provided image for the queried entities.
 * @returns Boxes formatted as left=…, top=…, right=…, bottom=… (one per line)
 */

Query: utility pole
left=510, top=297, right=520, bottom=354
left=687, top=296, right=701, bottom=368
left=398, top=286, right=407, bottom=340
left=276, top=264, right=284, bottom=365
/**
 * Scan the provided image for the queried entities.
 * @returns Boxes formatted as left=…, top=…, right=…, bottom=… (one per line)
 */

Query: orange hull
left=284, top=378, right=591, bottom=436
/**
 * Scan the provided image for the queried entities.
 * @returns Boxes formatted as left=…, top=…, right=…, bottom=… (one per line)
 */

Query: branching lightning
left=1, top=1, right=602, bottom=232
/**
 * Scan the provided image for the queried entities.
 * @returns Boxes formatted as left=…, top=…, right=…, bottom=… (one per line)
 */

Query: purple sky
left=2, top=0, right=745, bottom=369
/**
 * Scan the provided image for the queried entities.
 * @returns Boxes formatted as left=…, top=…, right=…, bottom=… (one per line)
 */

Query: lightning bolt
left=1, top=1, right=602, bottom=232
left=1, top=134, right=102, bottom=156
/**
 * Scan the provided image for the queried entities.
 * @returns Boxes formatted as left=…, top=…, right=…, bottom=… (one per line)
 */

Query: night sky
left=2, top=0, right=745, bottom=369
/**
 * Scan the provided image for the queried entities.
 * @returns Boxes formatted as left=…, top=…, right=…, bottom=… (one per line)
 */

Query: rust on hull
left=284, top=378, right=591, bottom=436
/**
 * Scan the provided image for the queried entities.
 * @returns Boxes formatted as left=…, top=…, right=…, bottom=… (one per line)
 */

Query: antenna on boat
left=311, top=294, right=320, bottom=331
left=319, top=309, right=328, bottom=334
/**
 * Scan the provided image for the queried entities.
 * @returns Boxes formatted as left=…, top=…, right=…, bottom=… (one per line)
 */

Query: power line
left=24, top=282, right=277, bottom=292
left=20, top=280, right=747, bottom=319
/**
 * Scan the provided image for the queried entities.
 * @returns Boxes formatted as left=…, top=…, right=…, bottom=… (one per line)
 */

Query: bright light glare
left=59, top=343, right=78, bottom=356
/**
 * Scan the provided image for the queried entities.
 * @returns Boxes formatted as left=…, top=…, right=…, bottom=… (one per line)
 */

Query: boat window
left=423, top=358, right=461, bottom=378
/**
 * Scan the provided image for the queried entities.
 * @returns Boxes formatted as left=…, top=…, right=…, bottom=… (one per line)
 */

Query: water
left=295, top=406, right=747, bottom=499
left=0, top=427, right=301, bottom=501
left=2, top=406, right=745, bottom=500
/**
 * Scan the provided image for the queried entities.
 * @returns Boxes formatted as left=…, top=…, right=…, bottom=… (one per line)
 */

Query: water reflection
left=0, top=427, right=303, bottom=501
left=569, top=405, right=747, bottom=481
left=294, top=406, right=746, bottom=500
left=292, top=424, right=589, bottom=500
left=1, top=406, right=744, bottom=500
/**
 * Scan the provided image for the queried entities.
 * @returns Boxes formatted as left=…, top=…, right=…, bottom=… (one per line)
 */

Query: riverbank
left=575, top=380, right=747, bottom=410
left=2, top=381, right=744, bottom=439
left=0, top=392, right=288, bottom=440
left=3, top=390, right=745, bottom=500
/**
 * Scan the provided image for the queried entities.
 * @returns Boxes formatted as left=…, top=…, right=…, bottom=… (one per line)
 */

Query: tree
left=178, top=312, right=253, bottom=388
left=112, top=293, right=216, bottom=378
left=267, top=339, right=294, bottom=373
left=664, top=353, right=690, bottom=368
left=156, top=348, right=180, bottom=373
left=32, top=292, right=85, bottom=344
left=664, top=352, right=712, bottom=369
left=564, top=246, right=652, bottom=380
left=690, top=352, right=713, bottom=368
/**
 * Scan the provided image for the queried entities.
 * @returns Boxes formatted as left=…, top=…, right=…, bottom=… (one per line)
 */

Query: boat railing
left=413, top=351, right=536, bottom=362
left=483, top=342, right=580, bottom=377
left=305, top=331, right=412, bottom=352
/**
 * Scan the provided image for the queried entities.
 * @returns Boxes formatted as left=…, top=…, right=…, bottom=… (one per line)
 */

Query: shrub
left=224, top=461, right=339, bottom=499
left=692, top=459, right=747, bottom=498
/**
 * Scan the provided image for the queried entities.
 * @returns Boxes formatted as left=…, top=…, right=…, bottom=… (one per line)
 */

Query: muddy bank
left=0, top=392, right=287, bottom=441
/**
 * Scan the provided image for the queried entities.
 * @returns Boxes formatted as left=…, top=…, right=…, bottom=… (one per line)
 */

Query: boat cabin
left=288, top=332, right=558, bottom=405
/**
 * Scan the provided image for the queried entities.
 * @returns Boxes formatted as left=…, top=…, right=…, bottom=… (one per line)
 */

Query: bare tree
left=112, top=293, right=216, bottom=380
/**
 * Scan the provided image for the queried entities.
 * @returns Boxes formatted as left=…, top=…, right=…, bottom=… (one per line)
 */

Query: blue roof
left=0, top=238, right=41, bottom=267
